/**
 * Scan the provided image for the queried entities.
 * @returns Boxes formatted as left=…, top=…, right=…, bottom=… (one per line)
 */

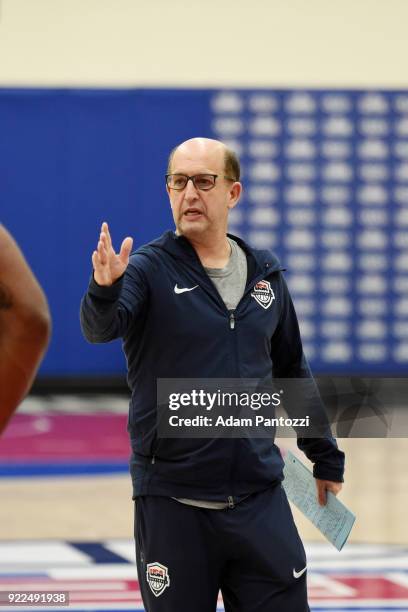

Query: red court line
left=0, top=414, right=129, bottom=462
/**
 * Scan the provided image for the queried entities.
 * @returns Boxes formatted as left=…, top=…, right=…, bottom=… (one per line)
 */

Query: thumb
left=119, top=237, right=133, bottom=264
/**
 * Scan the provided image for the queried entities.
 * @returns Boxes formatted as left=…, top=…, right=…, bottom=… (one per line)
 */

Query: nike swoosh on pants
left=293, top=566, right=307, bottom=579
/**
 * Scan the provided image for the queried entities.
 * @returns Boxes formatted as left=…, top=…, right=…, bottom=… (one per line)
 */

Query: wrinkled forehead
left=171, top=141, right=226, bottom=174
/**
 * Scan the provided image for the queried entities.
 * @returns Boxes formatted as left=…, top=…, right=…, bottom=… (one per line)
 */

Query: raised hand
left=92, top=222, right=133, bottom=286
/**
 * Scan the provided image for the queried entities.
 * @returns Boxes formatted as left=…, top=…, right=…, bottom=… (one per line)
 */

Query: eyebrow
left=170, top=170, right=218, bottom=175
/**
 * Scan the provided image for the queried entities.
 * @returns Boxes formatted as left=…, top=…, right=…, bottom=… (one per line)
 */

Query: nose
left=183, top=177, right=199, bottom=200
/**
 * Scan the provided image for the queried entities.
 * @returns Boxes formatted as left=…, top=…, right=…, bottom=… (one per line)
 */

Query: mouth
left=182, top=208, right=204, bottom=221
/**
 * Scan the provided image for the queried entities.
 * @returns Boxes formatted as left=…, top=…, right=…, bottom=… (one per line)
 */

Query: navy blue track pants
left=134, top=484, right=309, bottom=611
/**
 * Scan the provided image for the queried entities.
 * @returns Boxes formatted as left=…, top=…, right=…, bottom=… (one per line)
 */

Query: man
left=0, top=224, right=51, bottom=435
left=80, top=137, right=344, bottom=611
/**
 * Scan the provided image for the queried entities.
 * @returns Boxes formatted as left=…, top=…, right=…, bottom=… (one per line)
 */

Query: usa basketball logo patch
left=251, top=280, right=275, bottom=309
left=146, top=562, right=170, bottom=597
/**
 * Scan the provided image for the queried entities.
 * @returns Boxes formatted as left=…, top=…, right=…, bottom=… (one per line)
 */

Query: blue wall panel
left=0, top=88, right=212, bottom=375
left=1, top=88, right=407, bottom=375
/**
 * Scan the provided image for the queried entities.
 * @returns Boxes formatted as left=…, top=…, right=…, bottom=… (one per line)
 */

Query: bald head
left=167, top=137, right=240, bottom=181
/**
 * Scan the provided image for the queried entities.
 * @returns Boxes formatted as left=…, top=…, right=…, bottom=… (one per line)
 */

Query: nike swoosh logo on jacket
left=174, top=284, right=198, bottom=294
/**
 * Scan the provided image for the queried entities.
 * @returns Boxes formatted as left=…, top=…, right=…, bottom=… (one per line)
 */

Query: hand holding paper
left=282, top=451, right=355, bottom=551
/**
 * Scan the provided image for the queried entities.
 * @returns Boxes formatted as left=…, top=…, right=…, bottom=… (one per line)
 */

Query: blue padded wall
left=1, top=88, right=407, bottom=375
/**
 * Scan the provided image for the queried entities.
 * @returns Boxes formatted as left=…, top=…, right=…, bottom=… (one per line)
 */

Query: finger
left=119, top=237, right=133, bottom=265
left=100, top=231, right=111, bottom=254
left=317, top=482, right=327, bottom=506
left=101, top=222, right=113, bottom=251
left=92, top=250, right=103, bottom=271
left=319, top=489, right=326, bottom=506
left=97, top=240, right=108, bottom=265
left=92, top=250, right=110, bottom=286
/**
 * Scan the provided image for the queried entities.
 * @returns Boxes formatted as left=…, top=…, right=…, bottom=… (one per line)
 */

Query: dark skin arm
left=0, top=225, right=51, bottom=434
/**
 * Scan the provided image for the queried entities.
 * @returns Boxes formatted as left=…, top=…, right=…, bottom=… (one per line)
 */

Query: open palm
left=92, top=222, right=133, bottom=286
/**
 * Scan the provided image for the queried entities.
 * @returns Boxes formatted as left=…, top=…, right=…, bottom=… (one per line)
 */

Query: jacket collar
left=144, top=230, right=284, bottom=275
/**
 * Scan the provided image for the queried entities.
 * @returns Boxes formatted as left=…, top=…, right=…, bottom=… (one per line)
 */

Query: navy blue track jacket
left=80, top=231, right=345, bottom=503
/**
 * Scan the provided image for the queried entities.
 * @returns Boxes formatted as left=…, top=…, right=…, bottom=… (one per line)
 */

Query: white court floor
left=1, top=540, right=408, bottom=611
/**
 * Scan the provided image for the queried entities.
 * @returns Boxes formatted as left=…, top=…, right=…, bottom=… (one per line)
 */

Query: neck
left=185, top=231, right=231, bottom=268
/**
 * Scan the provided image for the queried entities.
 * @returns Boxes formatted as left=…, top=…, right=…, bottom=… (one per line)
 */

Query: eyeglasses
left=165, top=173, right=235, bottom=191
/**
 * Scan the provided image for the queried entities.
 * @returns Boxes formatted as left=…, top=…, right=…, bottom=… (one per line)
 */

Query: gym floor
left=0, top=395, right=407, bottom=611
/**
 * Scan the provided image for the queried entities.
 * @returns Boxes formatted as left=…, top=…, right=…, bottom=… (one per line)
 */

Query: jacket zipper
left=228, top=311, right=237, bottom=508
left=226, top=264, right=273, bottom=508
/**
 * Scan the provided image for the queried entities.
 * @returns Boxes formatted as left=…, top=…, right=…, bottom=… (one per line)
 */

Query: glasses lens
left=193, top=175, right=216, bottom=190
left=167, top=175, right=188, bottom=190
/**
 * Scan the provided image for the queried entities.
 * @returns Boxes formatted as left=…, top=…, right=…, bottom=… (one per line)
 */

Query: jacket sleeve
left=270, top=272, right=345, bottom=483
left=80, top=255, right=148, bottom=343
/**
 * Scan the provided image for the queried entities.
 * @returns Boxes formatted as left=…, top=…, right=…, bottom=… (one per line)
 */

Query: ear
left=166, top=185, right=174, bottom=207
left=227, top=182, right=242, bottom=209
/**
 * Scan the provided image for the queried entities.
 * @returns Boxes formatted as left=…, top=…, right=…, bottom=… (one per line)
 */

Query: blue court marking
left=0, top=462, right=129, bottom=477
left=69, top=542, right=131, bottom=564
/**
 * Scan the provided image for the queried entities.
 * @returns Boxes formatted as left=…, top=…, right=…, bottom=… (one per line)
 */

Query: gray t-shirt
left=204, top=237, right=247, bottom=311
left=174, top=237, right=248, bottom=510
